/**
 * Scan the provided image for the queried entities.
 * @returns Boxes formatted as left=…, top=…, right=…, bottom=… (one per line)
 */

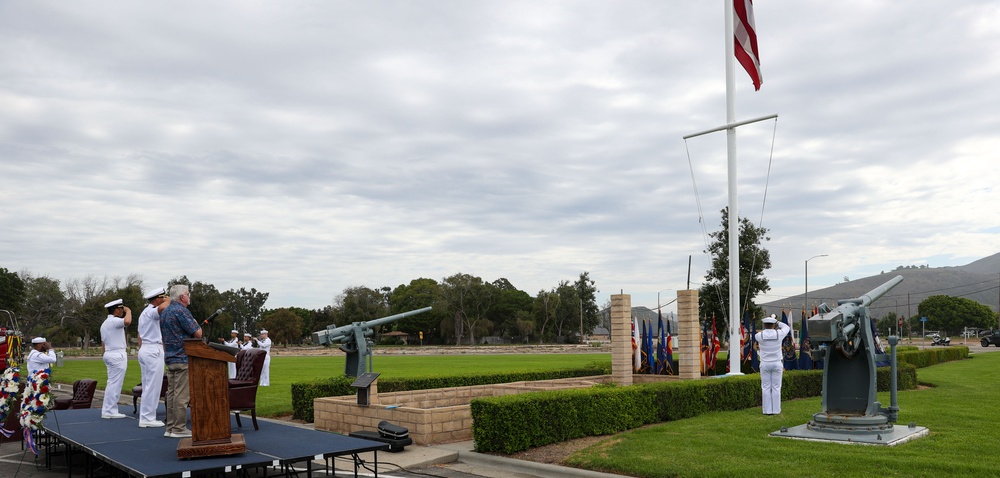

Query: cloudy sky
left=2, top=1, right=997, bottom=314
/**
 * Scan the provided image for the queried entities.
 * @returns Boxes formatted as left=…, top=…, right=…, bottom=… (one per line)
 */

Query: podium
left=177, top=339, right=243, bottom=459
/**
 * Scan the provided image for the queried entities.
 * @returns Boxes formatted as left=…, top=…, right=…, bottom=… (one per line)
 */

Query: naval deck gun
left=774, top=275, right=928, bottom=444
left=313, top=307, right=431, bottom=377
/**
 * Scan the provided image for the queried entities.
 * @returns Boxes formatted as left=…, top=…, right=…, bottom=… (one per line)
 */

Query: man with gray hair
left=159, top=284, right=202, bottom=438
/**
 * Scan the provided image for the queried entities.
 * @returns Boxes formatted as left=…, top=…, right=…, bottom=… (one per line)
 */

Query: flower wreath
left=0, top=367, right=19, bottom=435
left=19, top=368, right=51, bottom=455
left=20, top=368, right=51, bottom=431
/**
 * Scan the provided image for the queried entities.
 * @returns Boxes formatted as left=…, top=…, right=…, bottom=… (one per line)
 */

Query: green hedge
left=290, top=361, right=612, bottom=422
left=472, top=364, right=917, bottom=454
left=898, top=346, right=969, bottom=368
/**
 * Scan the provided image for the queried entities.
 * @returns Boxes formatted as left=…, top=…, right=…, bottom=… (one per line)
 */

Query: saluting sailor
left=222, top=329, right=240, bottom=378
left=755, top=314, right=791, bottom=415
left=100, top=298, right=132, bottom=419
left=136, top=287, right=171, bottom=427
left=258, top=329, right=272, bottom=386
left=26, top=337, right=57, bottom=375
left=241, top=332, right=256, bottom=350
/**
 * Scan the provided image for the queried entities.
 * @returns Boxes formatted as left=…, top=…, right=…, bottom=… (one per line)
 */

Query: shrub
left=472, top=363, right=920, bottom=454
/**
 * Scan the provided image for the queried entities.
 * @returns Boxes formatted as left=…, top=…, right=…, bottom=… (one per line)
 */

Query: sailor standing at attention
left=136, top=287, right=171, bottom=427
left=755, top=314, right=791, bottom=415
left=100, top=298, right=132, bottom=419
left=258, top=330, right=272, bottom=386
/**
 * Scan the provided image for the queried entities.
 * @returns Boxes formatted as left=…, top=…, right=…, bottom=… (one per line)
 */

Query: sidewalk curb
left=435, top=442, right=627, bottom=478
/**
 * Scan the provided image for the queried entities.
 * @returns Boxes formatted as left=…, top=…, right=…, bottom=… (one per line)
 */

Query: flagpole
left=724, top=0, right=743, bottom=376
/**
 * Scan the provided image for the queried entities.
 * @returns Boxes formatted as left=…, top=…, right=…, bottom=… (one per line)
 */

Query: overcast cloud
left=2, top=1, right=998, bottom=313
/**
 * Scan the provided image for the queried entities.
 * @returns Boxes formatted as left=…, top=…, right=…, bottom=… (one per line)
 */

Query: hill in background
left=761, top=252, right=1000, bottom=320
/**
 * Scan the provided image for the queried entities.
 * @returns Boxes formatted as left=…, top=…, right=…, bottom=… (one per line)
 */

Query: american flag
left=733, top=0, right=762, bottom=90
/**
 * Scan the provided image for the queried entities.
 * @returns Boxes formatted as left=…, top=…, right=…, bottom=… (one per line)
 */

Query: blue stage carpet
left=43, top=406, right=386, bottom=477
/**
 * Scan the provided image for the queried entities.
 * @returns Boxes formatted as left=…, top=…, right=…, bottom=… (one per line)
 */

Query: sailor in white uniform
left=100, top=298, right=132, bottom=419
left=258, top=330, right=272, bottom=386
left=755, top=314, right=791, bottom=415
left=26, top=337, right=57, bottom=375
left=222, top=329, right=240, bottom=378
left=136, top=287, right=170, bottom=427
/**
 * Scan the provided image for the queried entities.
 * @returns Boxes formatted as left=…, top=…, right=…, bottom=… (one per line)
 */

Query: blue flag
left=645, top=321, right=655, bottom=374
left=781, top=310, right=798, bottom=370
left=656, top=312, right=665, bottom=374
left=750, top=316, right=759, bottom=373
left=797, top=309, right=814, bottom=370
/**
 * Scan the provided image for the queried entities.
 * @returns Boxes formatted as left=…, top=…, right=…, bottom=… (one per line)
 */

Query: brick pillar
left=677, top=289, right=701, bottom=379
left=611, top=294, right=633, bottom=386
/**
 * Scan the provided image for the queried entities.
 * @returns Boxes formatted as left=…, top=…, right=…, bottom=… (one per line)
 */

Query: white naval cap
left=244, top=332, right=251, bottom=337
left=260, top=329, right=268, bottom=334
left=231, top=329, right=238, bottom=334
left=32, top=337, right=46, bottom=344
left=143, top=287, right=167, bottom=300
left=762, top=314, right=778, bottom=324
left=105, top=298, right=124, bottom=309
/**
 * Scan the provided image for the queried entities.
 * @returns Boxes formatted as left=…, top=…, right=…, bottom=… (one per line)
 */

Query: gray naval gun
left=772, top=275, right=928, bottom=445
left=312, top=306, right=432, bottom=377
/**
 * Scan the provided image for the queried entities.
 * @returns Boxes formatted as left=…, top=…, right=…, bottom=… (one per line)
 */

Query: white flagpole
left=724, top=0, right=743, bottom=376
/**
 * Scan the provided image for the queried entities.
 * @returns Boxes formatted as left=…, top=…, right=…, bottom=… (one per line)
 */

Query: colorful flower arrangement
left=20, top=368, right=51, bottom=431
left=0, top=366, right=19, bottom=437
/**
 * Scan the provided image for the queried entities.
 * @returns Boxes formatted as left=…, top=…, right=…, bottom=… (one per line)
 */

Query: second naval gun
left=774, top=274, right=928, bottom=445
left=313, top=306, right=432, bottom=377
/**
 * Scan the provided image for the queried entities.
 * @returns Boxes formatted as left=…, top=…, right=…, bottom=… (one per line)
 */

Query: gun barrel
left=859, top=275, right=904, bottom=307
left=362, top=306, right=433, bottom=329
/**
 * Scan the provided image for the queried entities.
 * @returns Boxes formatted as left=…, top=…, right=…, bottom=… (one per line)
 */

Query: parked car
left=981, top=330, right=1000, bottom=347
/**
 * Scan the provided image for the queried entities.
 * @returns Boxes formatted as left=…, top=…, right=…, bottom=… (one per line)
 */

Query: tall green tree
left=532, top=289, right=560, bottom=344
left=389, top=278, right=444, bottom=340
left=18, top=273, right=67, bottom=336
left=438, top=273, right=493, bottom=345
left=222, top=287, right=270, bottom=335
left=699, top=207, right=771, bottom=333
left=0, top=267, right=26, bottom=317
left=574, top=271, right=601, bottom=341
left=335, top=286, right=389, bottom=326
left=918, top=295, right=996, bottom=336
left=260, top=308, right=305, bottom=346
left=488, top=278, right=533, bottom=338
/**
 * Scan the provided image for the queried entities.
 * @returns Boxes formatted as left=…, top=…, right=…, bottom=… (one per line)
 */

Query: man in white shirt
left=26, top=337, right=57, bottom=375
left=100, top=299, right=132, bottom=419
left=755, top=314, right=791, bottom=415
left=258, top=330, right=272, bottom=386
left=136, top=287, right=171, bottom=427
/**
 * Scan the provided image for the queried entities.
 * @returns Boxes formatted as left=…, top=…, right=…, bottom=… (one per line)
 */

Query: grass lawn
left=49, top=353, right=607, bottom=416
left=566, top=351, right=998, bottom=478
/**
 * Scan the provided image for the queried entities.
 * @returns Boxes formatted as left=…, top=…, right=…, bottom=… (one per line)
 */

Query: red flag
left=734, top=0, right=762, bottom=90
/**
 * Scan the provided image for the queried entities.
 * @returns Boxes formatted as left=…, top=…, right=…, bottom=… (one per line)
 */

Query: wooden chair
left=131, top=376, right=169, bottom=414
left=52, top=379, right=98, bottom=410
left=228, top=348, right=267, bottom=431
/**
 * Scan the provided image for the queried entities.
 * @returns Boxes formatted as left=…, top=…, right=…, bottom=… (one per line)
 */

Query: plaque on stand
left=177, top=338, right=243, bottom=459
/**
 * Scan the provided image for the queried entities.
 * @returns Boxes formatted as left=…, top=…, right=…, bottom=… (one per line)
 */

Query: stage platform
left=41, top=406, right=389, bottom=477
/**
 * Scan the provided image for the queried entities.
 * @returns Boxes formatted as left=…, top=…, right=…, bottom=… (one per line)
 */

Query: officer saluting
left=755, top=314, right=791, bottom=415
left=100, top=298, right=132, bottom=419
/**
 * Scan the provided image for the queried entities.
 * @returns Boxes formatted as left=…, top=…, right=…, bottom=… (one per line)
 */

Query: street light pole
left=805, top=255, right=828, bottom=313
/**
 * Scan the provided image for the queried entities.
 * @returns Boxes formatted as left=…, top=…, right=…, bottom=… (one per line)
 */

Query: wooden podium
left=177, top=339, right=243, bottom=459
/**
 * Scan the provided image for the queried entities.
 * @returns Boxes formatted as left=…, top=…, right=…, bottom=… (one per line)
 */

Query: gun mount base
left=771, top=421, right=929, bottom=446
left=807, top=412, right=894, bottom=434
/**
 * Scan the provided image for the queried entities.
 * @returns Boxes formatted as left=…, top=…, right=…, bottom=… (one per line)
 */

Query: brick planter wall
left=314, top=376, right=610, bottom=445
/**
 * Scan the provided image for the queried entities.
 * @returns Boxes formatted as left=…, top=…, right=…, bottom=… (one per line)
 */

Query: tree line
left=0, top=267, right=600, bottom=348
